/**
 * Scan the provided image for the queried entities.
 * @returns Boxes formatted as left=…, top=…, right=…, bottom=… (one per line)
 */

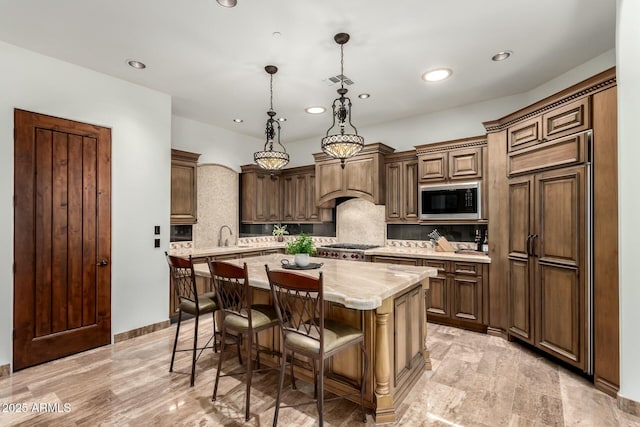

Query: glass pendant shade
left=321, top=33, right=364, bottom=168
left=254, top=65, right=289, bottom=170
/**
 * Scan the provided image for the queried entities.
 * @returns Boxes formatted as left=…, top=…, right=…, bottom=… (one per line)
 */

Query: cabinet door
left=449, top=148, right=482, bottom=180
left=542, top=98, right=590, bottom=141
left=282, top=175, right=295, bottom=221
left=507, top=176, right=535, bottom=343
left=534, top=166, right=585, bottom=369
left=344, top=156, right=375, bottom=197
left=171, top=160, right=197, bottom=224
left=266, top=174, right=281, bottom=221
left=418, top=153, right=447, bottom=182
left=372, top=255, right=421, bottom=266
left=451, top=274, right=482, bottom=324
left=424, top=260, right=449, bottom=319
left=306, top=172, right=327, bottom=221
left=508, top=116, right=542, bottom=152
left=295, top=174, right=308, bottom=221
left=404, top=160, right=419, bottom=220
left=385, top=162, right=402, bottom=221
left=254, top=173, right=268, bottom=222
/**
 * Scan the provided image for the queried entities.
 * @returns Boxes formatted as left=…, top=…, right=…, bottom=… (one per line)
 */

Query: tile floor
left=0, top=320, right=638, bottom=426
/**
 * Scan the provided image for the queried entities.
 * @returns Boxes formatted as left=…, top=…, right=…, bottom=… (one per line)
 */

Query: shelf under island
left=193, top=253, right=437, bottom=423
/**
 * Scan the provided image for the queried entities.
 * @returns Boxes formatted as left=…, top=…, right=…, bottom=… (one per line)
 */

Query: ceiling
left=0, top=1, right=615, bottom=143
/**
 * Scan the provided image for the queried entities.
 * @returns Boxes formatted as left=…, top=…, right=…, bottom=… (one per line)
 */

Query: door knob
left=96, top=260, right=109, bottom=267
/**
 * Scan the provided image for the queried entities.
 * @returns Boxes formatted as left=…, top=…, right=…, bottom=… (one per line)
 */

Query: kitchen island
left=193, top=253, right=437, bottom=423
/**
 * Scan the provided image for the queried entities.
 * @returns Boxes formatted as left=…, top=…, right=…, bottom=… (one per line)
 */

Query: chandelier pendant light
left=321, top=33, right=365, bottom=168
left=254, top=65, right=290, bottom=171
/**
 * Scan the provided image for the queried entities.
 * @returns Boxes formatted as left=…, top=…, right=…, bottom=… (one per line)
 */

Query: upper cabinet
left=415, top=137, right=485, bottom=183
left=171, top=149, right=200, bottom=224
left=241, top=164, right=331, bottom=224
left=508, top=98, right=590, bottom=153
left=385, top=151, right=419, bottom=222
left=313, top=143, right=395, bottom=208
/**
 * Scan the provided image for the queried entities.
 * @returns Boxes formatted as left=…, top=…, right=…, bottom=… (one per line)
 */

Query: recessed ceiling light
left=127, top=59, right=146, bottom=69
left=216, top=0, right=237, bottom=7
left=277, top=117, right=287, bottom=122
left=305, top=106, right=326, bottom=114
left=272, top=31, right=282, bottom=38
left=358, top=93, right=370, bottom=99
left=422, top=68, right=452, bottom=82
left=233, top=118, right=243, bottom=123
left=492, top=50, right=513, bottom=61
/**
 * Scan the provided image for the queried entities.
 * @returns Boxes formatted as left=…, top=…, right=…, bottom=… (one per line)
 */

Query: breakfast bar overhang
left=194, top=253, right=437, bottom=423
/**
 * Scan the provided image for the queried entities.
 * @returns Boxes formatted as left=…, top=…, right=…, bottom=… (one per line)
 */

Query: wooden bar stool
left=208, top=260, right=280, bottom=421
left=265, top=266, right=368, bottom=427
left=165, top=252, right=218, bottom=387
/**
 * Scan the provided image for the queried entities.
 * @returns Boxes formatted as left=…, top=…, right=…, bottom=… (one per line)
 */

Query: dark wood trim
left=113, top=320, right=171, bottom=343
left=0, top=363, right=9, bottom=377
left=384, top=149, right=418, bottom=163
left=415, top=135, right=487, bottom=155
left=171, top=148, right=201, bottom=163
left=483, top=67, right=616, bottom=132
left=594, top=377, right=619, bottom=398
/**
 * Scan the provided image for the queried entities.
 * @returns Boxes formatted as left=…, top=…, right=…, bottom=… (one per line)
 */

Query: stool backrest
left=265, top=266, right=325, bottom=353
left=165, top=252, right=199, bottom=307
left=208, top=261, right=252, bottom=321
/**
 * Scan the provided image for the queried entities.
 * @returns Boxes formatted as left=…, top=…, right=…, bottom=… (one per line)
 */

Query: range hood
left=313, top=143, right=394, bottom=208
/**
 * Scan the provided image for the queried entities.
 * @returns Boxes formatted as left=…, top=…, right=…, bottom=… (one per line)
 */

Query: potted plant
left=272, top=224, right=289, bottom=242
left=285, top=233, right=316, bottom=267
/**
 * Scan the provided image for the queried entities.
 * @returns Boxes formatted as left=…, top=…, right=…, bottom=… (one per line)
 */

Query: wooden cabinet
left=241, top=164, right=330, bottom=224
left=241, top=170, right=281, bottom=223
left=313, top=143, right=394, bottom=207
left=385, top=151, right=419, bottom=222
left=394, top=285, right=423, bottom=386
left=415, top=136, right=488, bottom=222
left=370, top=255, right=487, bottom=332
left=508, top=98, right=590, bottom=153
left=507, top=165, right=587, bottom=370
left=171, top=149, right=200, bottom=224
left=415, top=138, right=484, bottom=183
left=424, top=260, right=486, bottom=329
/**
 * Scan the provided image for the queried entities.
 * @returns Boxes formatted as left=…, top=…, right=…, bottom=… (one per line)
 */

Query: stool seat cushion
left=179, top=297, right=218, bottom=315
left=223, top=304, right=279, bottom=332
left=284, top=319, right=363, bottom=355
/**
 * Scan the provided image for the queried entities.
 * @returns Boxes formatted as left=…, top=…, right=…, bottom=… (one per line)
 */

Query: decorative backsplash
left=169, top=241, right=194, bottom=251
left=386, top=239, right=477, bottom=251
left=237, top=236, right=337, bottom=246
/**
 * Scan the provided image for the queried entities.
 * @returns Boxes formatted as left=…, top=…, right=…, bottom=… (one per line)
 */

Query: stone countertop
left=364, top=247, right=491, bottom=264
left=170, top=242, right=286, bottom=258
left=193, top=253, right=437, bottom=311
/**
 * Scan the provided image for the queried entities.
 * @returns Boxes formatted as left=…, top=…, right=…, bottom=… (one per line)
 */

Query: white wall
left=285, top=49, right=616, bottom=167
left=0, top=41, right=172, bottom=368
left=616, top=0, right=640, bottom=405
left=171, top=115, right=262, bottom=172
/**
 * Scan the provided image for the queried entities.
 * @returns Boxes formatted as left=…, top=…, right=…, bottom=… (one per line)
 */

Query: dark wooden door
left=534, top=166, right=586, bottom=369
left=13, top=109, right=111, bottom=371
left=507, top=176, right=535, bottom=344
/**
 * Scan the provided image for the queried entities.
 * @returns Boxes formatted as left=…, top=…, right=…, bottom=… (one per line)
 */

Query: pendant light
left=321, top=33, right=365, bottom=168
left=254, top=65, right=289, bottom=170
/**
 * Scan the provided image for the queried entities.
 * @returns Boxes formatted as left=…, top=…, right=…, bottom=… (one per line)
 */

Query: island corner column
left=374, top=297, right=395, bottom=423
left=422, top=279, right=432, bottom=370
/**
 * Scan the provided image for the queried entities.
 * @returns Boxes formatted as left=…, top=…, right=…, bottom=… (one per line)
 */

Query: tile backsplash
left=387, top=223, right=487, bottom=243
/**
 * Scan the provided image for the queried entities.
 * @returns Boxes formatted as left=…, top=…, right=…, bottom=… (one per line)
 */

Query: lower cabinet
left=369, top=255, right=488, bottom=332
left=394, top=285, right=423, bottom=386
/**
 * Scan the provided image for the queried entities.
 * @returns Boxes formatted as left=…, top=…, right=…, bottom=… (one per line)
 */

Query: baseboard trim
left=618, top=393, right=640, bottom=417
left=114, top=320, right=170, bottom=344
left=486, top=327, right=508, bottom=339
left=595, top=376, right=619, bottom=398
left=0, top=363, right=10, bottom=378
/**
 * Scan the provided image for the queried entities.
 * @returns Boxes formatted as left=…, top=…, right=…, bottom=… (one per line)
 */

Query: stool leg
left=212, top=311, right=218, bottom=353
left=272, top=349, right=288, bottom=427
left=170, top=310, right=182, bottom=372
left=290, top=352, right=296, bottom=390
left=245, top=331, right=253, bottom=421
left=213, top=325, right=227, bottom=401
left=190, top=314, right=199, bottom=387
left=318, top=358, right=324, bottom=427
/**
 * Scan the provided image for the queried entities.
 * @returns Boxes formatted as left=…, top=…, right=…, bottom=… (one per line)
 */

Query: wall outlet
left=154, top=238, right=160, bottom=248
left=154, top=225, right=160, bottom=235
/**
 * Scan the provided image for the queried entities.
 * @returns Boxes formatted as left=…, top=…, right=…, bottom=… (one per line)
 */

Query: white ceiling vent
left=328, top=74, right=354, bottom=85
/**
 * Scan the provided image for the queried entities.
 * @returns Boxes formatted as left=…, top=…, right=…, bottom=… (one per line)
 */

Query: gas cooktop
left=320, top=243, right=381, bottom=250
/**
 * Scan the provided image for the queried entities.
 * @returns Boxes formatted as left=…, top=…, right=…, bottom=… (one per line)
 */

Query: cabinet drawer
left=424, top=260, right=447, bottom=272
left=418, top=153, right=447, bottom=182
left=449, top=148, right=482, bottom=179
left=453, top=261, right=481, bottom=276
left=508, top=116, right=542, bottom=152
left=508, top=132, right=586, bottom=176
left=542, top=98, right=590, bottom=141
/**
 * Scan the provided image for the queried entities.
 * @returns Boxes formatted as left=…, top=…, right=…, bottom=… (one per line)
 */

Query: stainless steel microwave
left=419, top=181, right=481, bottom=220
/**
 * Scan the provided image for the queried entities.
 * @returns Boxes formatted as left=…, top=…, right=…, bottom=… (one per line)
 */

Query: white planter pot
left=294, top=253, right=310, bottom=267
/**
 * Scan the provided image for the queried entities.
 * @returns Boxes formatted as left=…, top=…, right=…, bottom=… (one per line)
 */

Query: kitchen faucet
left=218, top=224, right=233, bottom=247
